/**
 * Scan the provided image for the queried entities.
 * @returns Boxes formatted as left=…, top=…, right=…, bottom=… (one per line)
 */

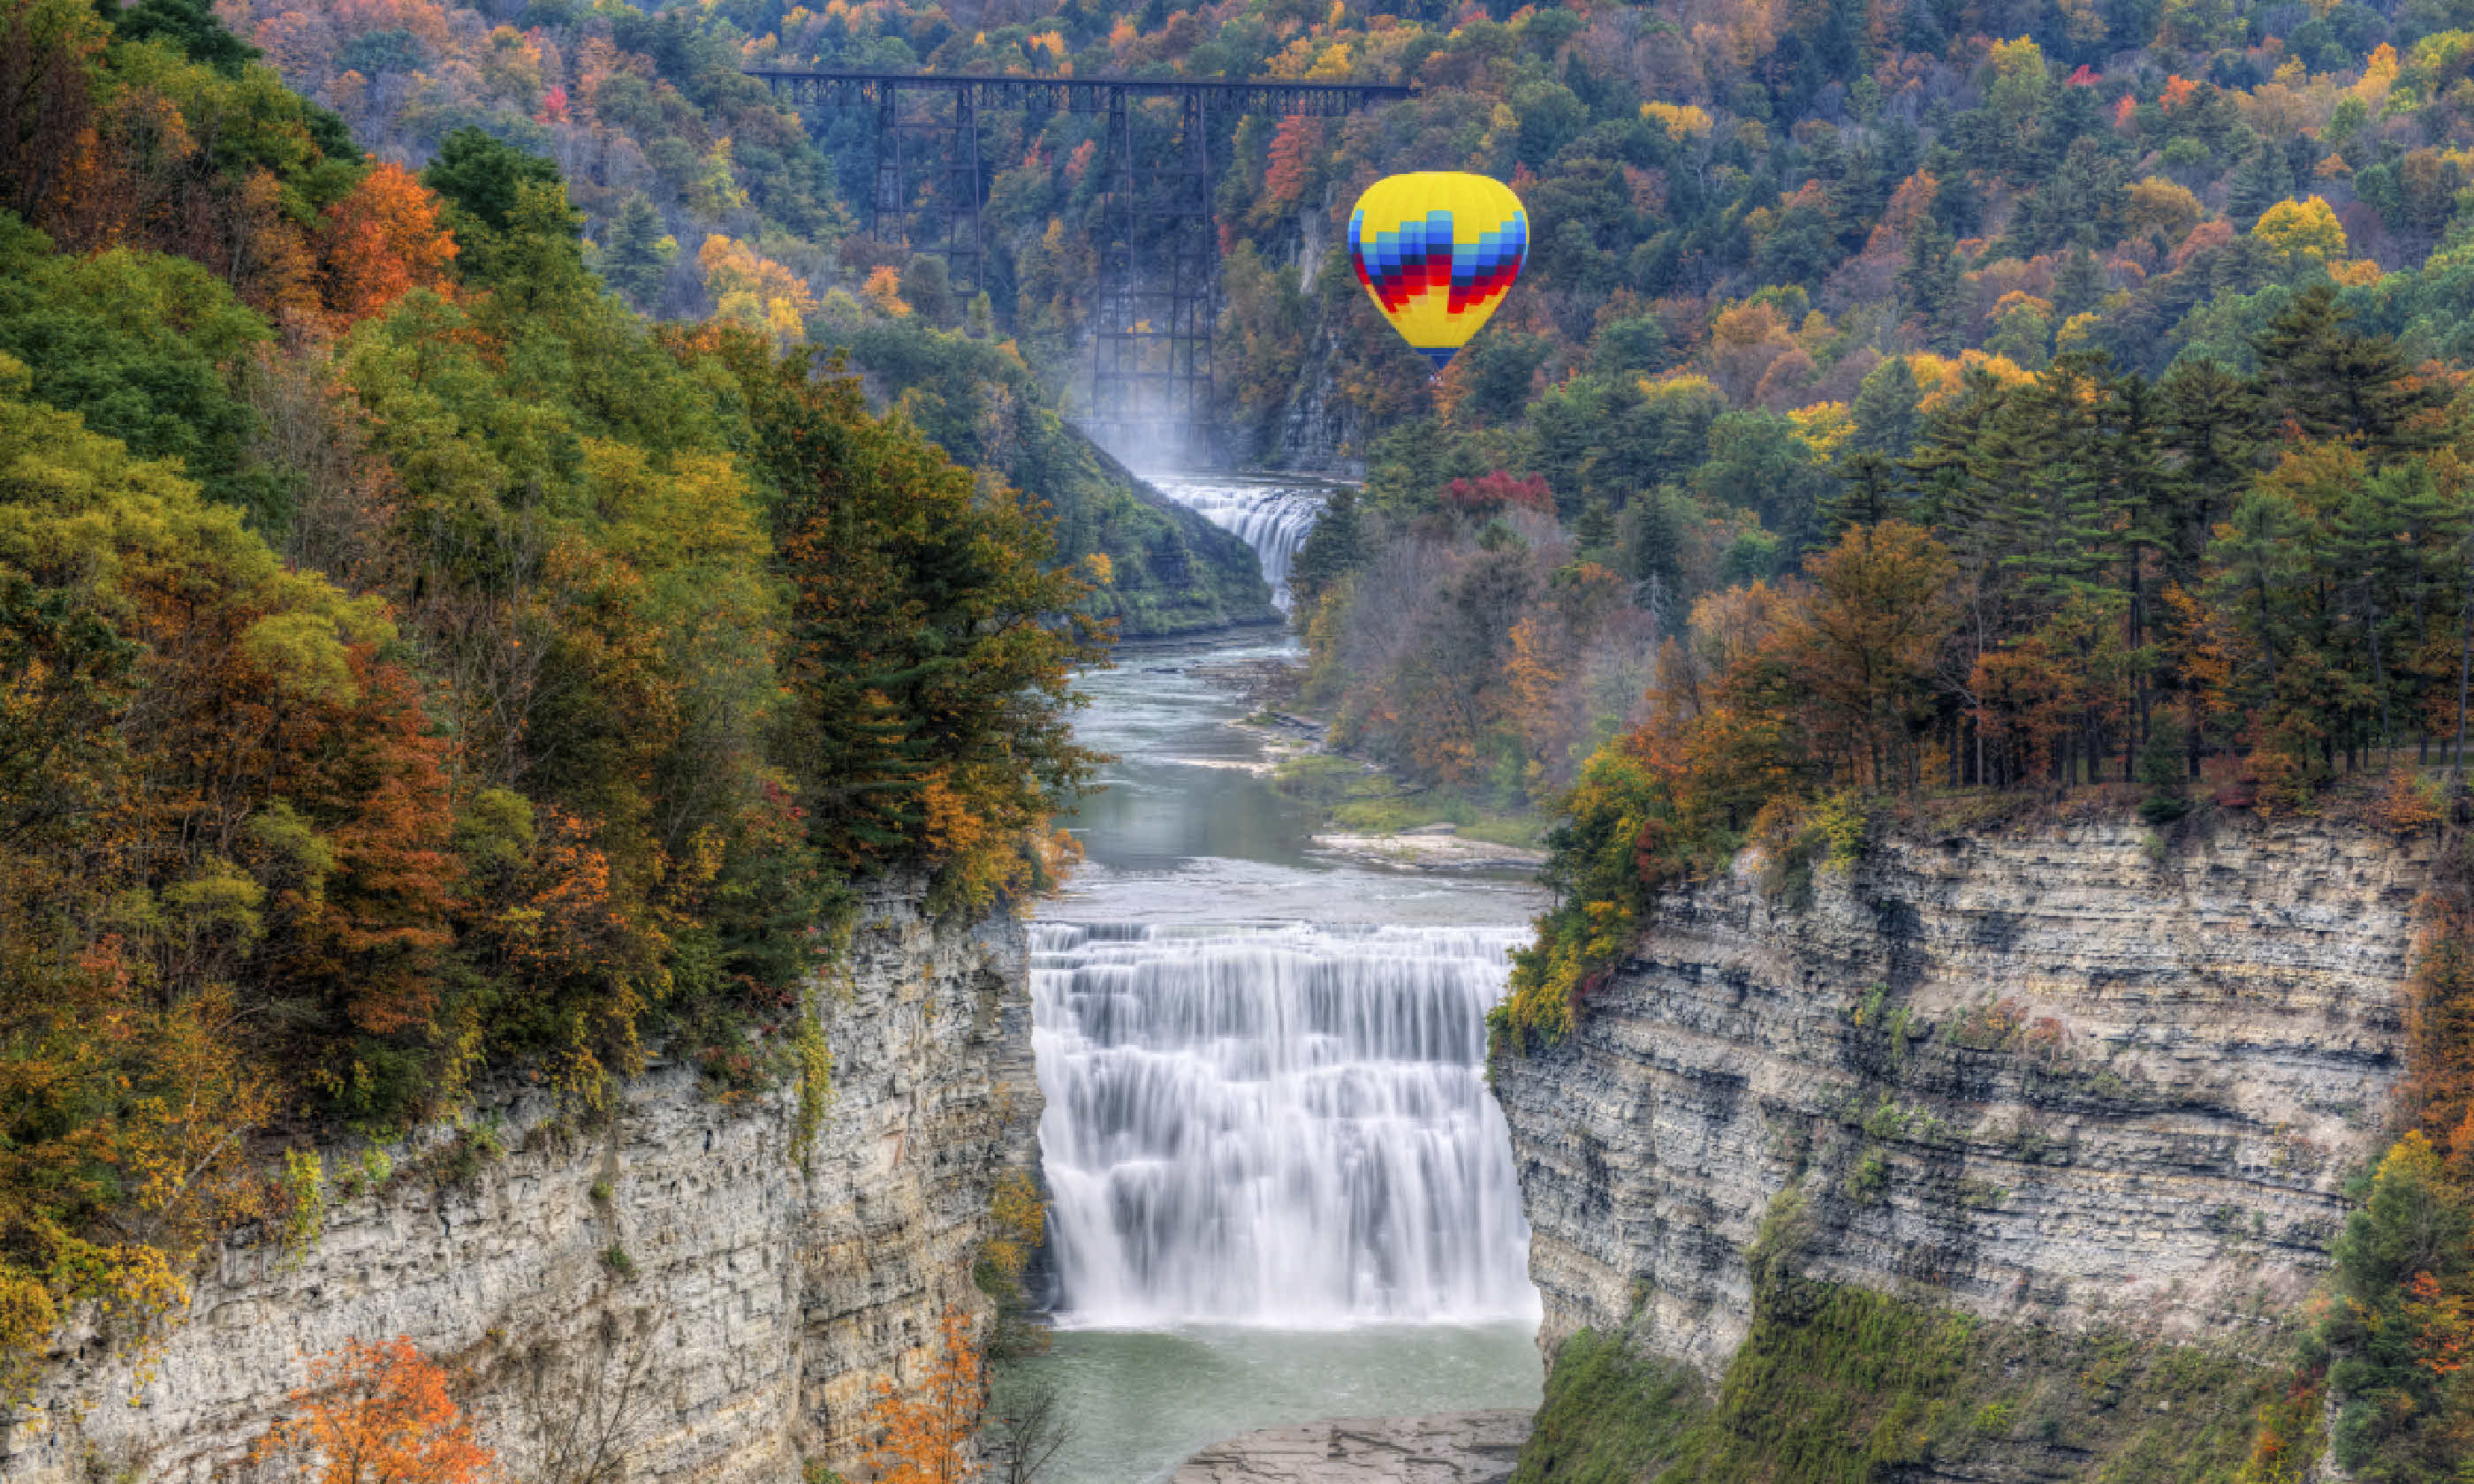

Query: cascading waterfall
left=1033, top=921, right=1537, bottom=1329
left=1148, top=479, right=1327, bottom=606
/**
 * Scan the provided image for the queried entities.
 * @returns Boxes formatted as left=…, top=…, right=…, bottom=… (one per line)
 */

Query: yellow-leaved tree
left=2252, top=196, right=2348, bottom=266
left=698, top=234, right=816, bottom=349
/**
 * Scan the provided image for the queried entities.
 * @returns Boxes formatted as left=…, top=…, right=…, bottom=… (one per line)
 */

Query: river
left=1013, top=475, right=1544, bottom=1482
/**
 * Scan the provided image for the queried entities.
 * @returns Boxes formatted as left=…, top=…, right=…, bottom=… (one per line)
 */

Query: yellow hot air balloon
left=1348, top=171, right=1529, bottom=374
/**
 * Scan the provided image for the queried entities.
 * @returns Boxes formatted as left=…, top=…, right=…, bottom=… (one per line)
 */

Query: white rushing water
left=1033, top=920, right=1538, bottom=1329
left=1145, top=477, right=1328, bottom=605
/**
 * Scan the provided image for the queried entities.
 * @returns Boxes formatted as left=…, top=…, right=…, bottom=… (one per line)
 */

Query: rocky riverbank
left=1310, top=823, right=1549, bottom=871
left=1174, top=1411, right=1533, bottom=1483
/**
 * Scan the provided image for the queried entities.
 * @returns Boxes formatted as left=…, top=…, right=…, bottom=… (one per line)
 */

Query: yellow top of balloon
left=1347, top=171, right=1529, bottom=373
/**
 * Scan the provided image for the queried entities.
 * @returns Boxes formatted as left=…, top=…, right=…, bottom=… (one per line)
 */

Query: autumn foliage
left=254, top=1337, right=497, bottom=1484
left=862, top=1306, right=986, bottom=1484
left=319, top=163, right=457, bottom=322
left=0, top=0, right=1106, bottom=1400
left=1441, top=471, right=1554, bottom=516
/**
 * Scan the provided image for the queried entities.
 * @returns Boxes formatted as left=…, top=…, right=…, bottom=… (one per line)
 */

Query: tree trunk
left=2456, top=581, right=2473, bottom=775
left=2364, top=587, right=2393, bottom=755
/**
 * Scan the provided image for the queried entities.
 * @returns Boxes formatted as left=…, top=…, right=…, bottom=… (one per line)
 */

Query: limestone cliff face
left=0, top=884, right=1037, bottom=1484
left=1493, top=817, right=2428, bottom=1374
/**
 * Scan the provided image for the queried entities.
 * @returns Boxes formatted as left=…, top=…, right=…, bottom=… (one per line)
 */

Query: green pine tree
left=1849, top=356, right=1923, bottom=458
left=1572, top=496, right=1616, bottom=556
left=2158, top=359, right=2265, bottom=585
left=599, top=194, right=677, bottom=313
left=1821, top=450, right=1904, bottom=537
left=2227, top=144, right=2294, bottom=229
left=1291, top=486, right=1363, bottom=608
left=2251, top=284, right=2451, bottom=461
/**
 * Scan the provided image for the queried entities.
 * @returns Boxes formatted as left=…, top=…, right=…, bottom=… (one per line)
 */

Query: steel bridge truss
left=748, top=68, right=1411, bottom=452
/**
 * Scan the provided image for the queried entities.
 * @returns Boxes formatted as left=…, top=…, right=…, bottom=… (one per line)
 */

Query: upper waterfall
left=1032, top=920, right=1538, bottom=1329
left=1143, top=478, right=1328, bottom=606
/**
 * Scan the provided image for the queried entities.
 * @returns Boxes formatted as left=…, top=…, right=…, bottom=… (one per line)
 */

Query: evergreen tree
left=1904, top=369, right=2014, bottom=610
left=598, top=194, right=677, bottom=312
left=2227, top=144, right=2295, bottom=229
left=1529, top=380, right=1601, bottom=509
left=2207, top=488, right=2309, bottom=692
left=1849, top=355, right=1923, bottom=457
left=2096, top=371, right=2176, bottom=755
left=2053, top=246, right=2105, bottom=319
left=2158, top=359, right=2265, bottom=583
left=1989, top=355, right=2114, bottom=621
left=2335, top=466, right=2417, bottom=751
left=1290, top=486, right=1363, bottom=608
left=1615, top=485, right=1696, bottom=623
left=2251, top=284, right=2451, bottom=460
left=422, top=127, right=564, bottom=234
left=1897, top=222, right=1964, bottom=349
left=1822, top=450, right=1905, bottom=536
left=98, top=0, right=260, bottom=75
left=1572, top=496, right=1616, bottom=557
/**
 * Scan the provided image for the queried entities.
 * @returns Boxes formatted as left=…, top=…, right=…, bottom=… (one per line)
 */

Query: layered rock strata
left=1494, top=817, right=2429, bottom=1374
left=0, top=884, right=1036, bottom=1484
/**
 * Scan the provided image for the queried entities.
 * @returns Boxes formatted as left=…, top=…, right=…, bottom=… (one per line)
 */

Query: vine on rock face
left=792, top=1011, right=834, bottom=1178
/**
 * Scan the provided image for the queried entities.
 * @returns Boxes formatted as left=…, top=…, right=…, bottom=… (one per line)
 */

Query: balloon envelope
left=1347, top=171, right=1528, bottom=373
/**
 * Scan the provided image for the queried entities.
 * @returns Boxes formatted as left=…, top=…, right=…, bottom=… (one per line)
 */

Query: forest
left=0, top=0, right=1100, bottom=1421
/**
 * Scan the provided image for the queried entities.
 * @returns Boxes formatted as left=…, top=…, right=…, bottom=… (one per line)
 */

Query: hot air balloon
left=1347, top=171, right=1529, bottom=375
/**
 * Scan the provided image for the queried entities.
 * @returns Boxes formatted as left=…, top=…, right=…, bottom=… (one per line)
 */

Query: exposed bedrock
left=1493, top=817, right=2428, bottom=1374
left=0, top=884, right=1038, bottom=1484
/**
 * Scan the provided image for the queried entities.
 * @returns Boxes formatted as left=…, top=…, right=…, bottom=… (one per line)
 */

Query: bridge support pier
left=871, top=86, right=983, bottom=298
left=1088, top=91, right=1215, bottom=463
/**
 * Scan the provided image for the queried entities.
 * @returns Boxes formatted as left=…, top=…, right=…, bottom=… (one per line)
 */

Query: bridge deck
left=746, top=67, right=1414, bottom=116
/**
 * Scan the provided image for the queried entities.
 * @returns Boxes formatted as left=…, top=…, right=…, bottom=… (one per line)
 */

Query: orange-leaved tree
left=862, top=1304, right=985, bottom=1484
left=318, top=163, right=459, bottom=324
left=254, top=1336, right=497, bottom=1484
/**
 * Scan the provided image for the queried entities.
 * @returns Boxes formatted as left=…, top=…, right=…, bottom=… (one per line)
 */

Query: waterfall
left=1148, top=479, right=1327, bottom=607
left=1033, top=921, right=1537, bottom=1329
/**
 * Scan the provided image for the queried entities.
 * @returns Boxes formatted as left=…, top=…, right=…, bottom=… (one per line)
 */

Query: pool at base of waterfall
left=993, top=1322, right=1542, bottom=1484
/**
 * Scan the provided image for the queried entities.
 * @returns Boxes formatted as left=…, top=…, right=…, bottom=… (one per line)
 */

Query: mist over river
left=1012, top=475, right=1543, bottom=1483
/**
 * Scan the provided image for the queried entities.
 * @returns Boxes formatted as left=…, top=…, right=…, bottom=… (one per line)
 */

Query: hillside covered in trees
left=0, top=0, right=1104, bottom=1398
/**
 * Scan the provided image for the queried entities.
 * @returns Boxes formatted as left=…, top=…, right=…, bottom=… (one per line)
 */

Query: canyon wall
left=1494, top=814, right=2428, bottom=1381
left=0, top=883, right=1036, bottom=1484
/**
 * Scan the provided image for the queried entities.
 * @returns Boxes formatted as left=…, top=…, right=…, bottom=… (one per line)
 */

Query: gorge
left=18, top=0, right=2474, bottom=1473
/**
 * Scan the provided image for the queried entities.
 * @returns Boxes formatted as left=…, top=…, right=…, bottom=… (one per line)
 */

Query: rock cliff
left=1494, top=815, right=2427, bottom=1378
left=0, top=884, right=1037, bottom=1484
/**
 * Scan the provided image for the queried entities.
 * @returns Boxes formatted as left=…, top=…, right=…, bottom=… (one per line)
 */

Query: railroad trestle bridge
left=746, top=66, right=1411, bottom=456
